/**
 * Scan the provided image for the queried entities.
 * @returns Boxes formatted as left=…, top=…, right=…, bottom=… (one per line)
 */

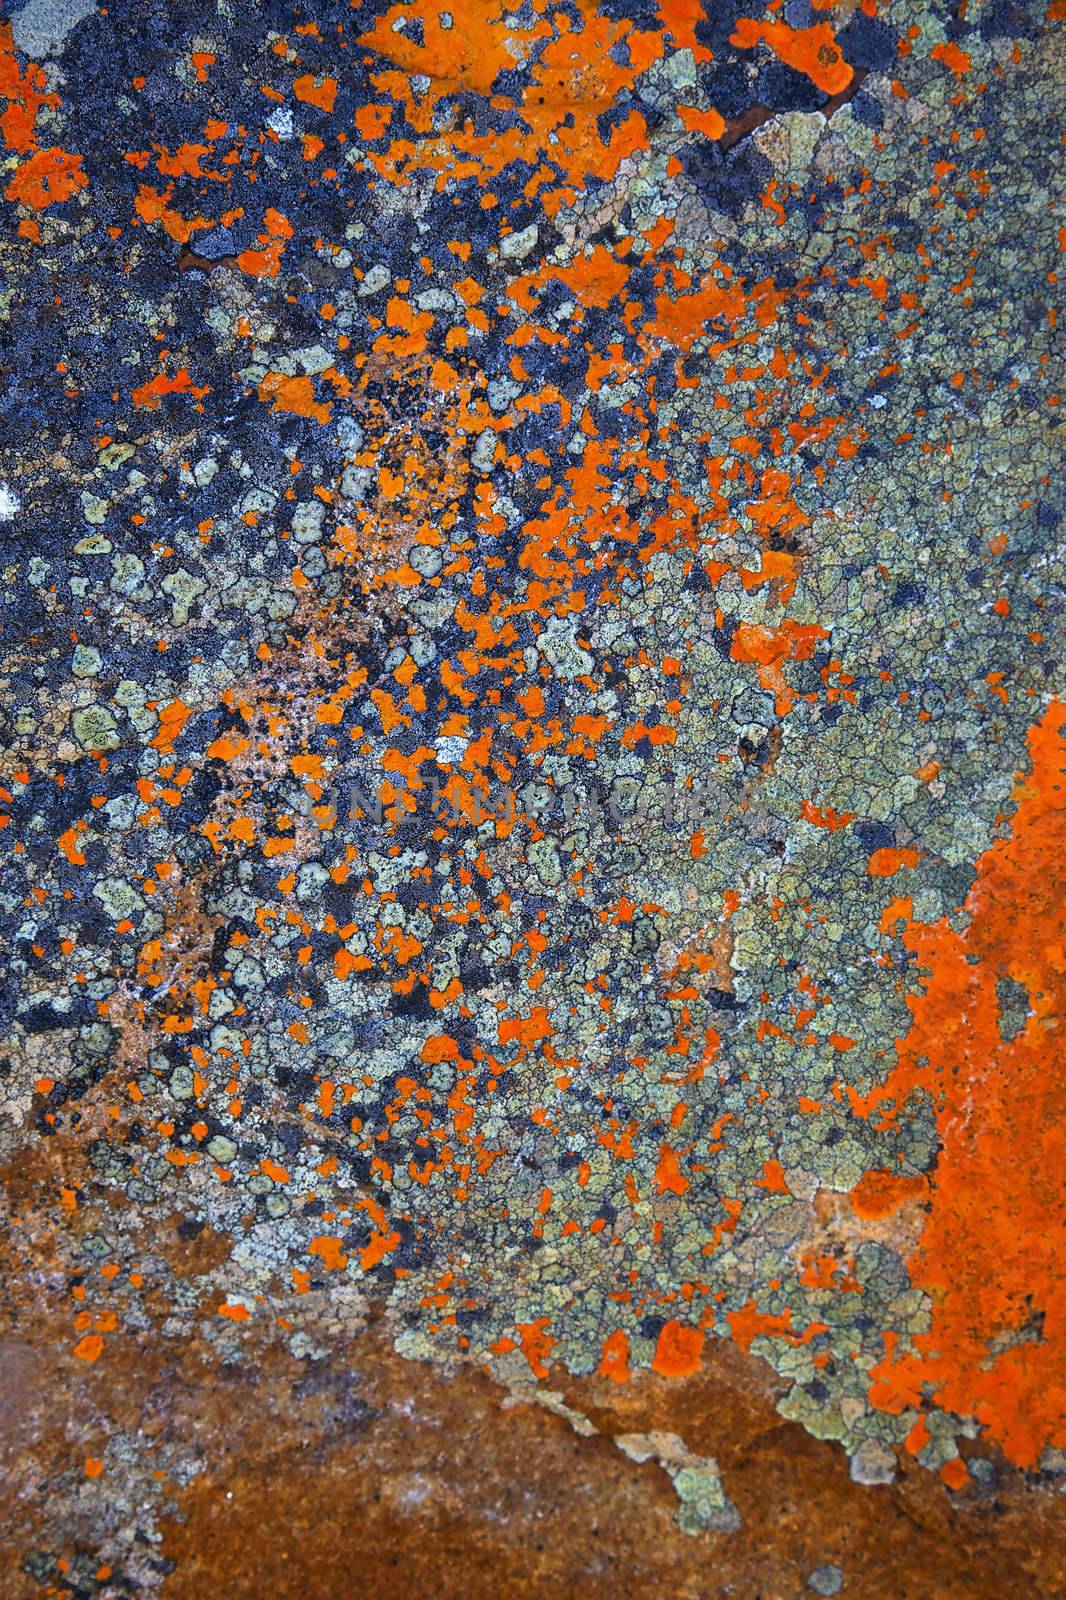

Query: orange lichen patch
left=739, top=548, right=799, bottom=605
left=856, top=703, right=1066, bottom=1468
left=73, top=1333, right=104, bottom=1363
left=309, top=1234, right=348, bottom=1271
left=154, top=141, right=211, bottom=178
left=357, top=0, right=658, bottom=209
left=849, top=1169, right=928, bottom=1220
left=5, top=147, right=87, bottom=209
left=258, top=371, right=331, bottom=424
left=599, top=1327, right=632, bottom=1383
left=643, top=271, right=783, bottom=352
left=355, top=102, right=392, bottom=141
left=654, top=1144, right=690, bottom=1196
left=931, top=41, right=972, bottom=76
left=755, top=1159, right=790, bottom=1195
left=726, top=1301, right=794, bottom=1354
left=746, top=468, right=809, bottom=541
left=237, top=207, right=293, bottom=278
left=651, top=1319, right=703, bottom=1378
left=729, top=16, right=853, bottom=97
left=356, top=1197, right=400, bottom=1270
left=516, top=1317, right=554, bottom=1380
left=132, top=370, right=210, bottom=410
left=800, top=800, right=856, bottom=831
left=58, top=826, right=87, bottom=866
left=498, top=1006, right=554, bottom=1052
left=730, top=620, right=829, bottom=715
left=150, top=700, right=193, bottom=752
left=866, top=846, right=920, bottom=877
left=676, top=105, right=726, bottom=141
left=359, top=0, right=522, bottom=103
left=133, top=182, right=211, bottom=243
left=293, top=74, right=338, bottom=112
left=0, top=23, right=61, bottom=151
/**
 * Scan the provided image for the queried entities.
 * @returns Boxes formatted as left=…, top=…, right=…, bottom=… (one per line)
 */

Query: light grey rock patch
left=11, top=0, right=96, bottom=58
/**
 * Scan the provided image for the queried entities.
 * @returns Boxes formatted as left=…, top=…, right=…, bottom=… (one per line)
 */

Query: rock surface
left=0, top=0, right=1063, bottom=1593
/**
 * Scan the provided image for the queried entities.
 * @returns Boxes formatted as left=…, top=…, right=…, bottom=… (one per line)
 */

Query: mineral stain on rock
left=0, top=0, right=1063, bottom=1594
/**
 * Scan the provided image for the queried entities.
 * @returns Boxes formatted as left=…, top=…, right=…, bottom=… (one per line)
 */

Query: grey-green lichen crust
left=0, top=4, right=1063, bottom=1575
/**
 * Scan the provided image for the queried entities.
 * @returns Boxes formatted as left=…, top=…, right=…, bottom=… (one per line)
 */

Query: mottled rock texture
left=0, top=0, right=1063, bottom=1593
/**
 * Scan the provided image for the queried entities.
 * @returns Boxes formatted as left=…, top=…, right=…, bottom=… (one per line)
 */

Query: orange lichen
left=516, top=1317, right=554, bottom=1379
left=856, top=703, right=1066, bottom=1467
left=150, top=700, right=193, bottom=751
left=6, top=146, right=87, bottom=209
left=726, top=1301, right=794, bottom=1353
left=651, top=1318, right=703, bottom=1377
left=309, top=1234, right=348, bottom=1271
left=866, top=846, right=920, bottom=877
left=599, top=1327, right=632, bottom=1383
left=729, top=16, right=853, bottom=97
left=258, top=371, right=331, bottom=424
left=293, top=74, right=338, bottom=112
left=132, top=371, right=209, bottom=410
left=931, top=41, right=971, bottom=76
left=0, top=22, right=61, bottom=151
left=849, top=1169, right=927, bottom=1220
left=357, top=0, right=659, bottom=210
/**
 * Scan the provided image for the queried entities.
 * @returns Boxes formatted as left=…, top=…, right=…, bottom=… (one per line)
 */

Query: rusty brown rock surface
left=2, top=1296, right=1064, bottom=1599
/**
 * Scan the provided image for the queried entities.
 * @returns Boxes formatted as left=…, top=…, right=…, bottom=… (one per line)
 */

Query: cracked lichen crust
left=0, top=0, right=1064, bottom=1584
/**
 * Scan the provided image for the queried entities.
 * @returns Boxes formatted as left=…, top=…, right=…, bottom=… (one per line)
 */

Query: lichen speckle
left=1, top=0, right=1064, bottom=1594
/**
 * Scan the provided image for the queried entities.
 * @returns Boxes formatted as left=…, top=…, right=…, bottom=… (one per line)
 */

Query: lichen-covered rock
left=0, top=0, right=1063, bottom=1592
